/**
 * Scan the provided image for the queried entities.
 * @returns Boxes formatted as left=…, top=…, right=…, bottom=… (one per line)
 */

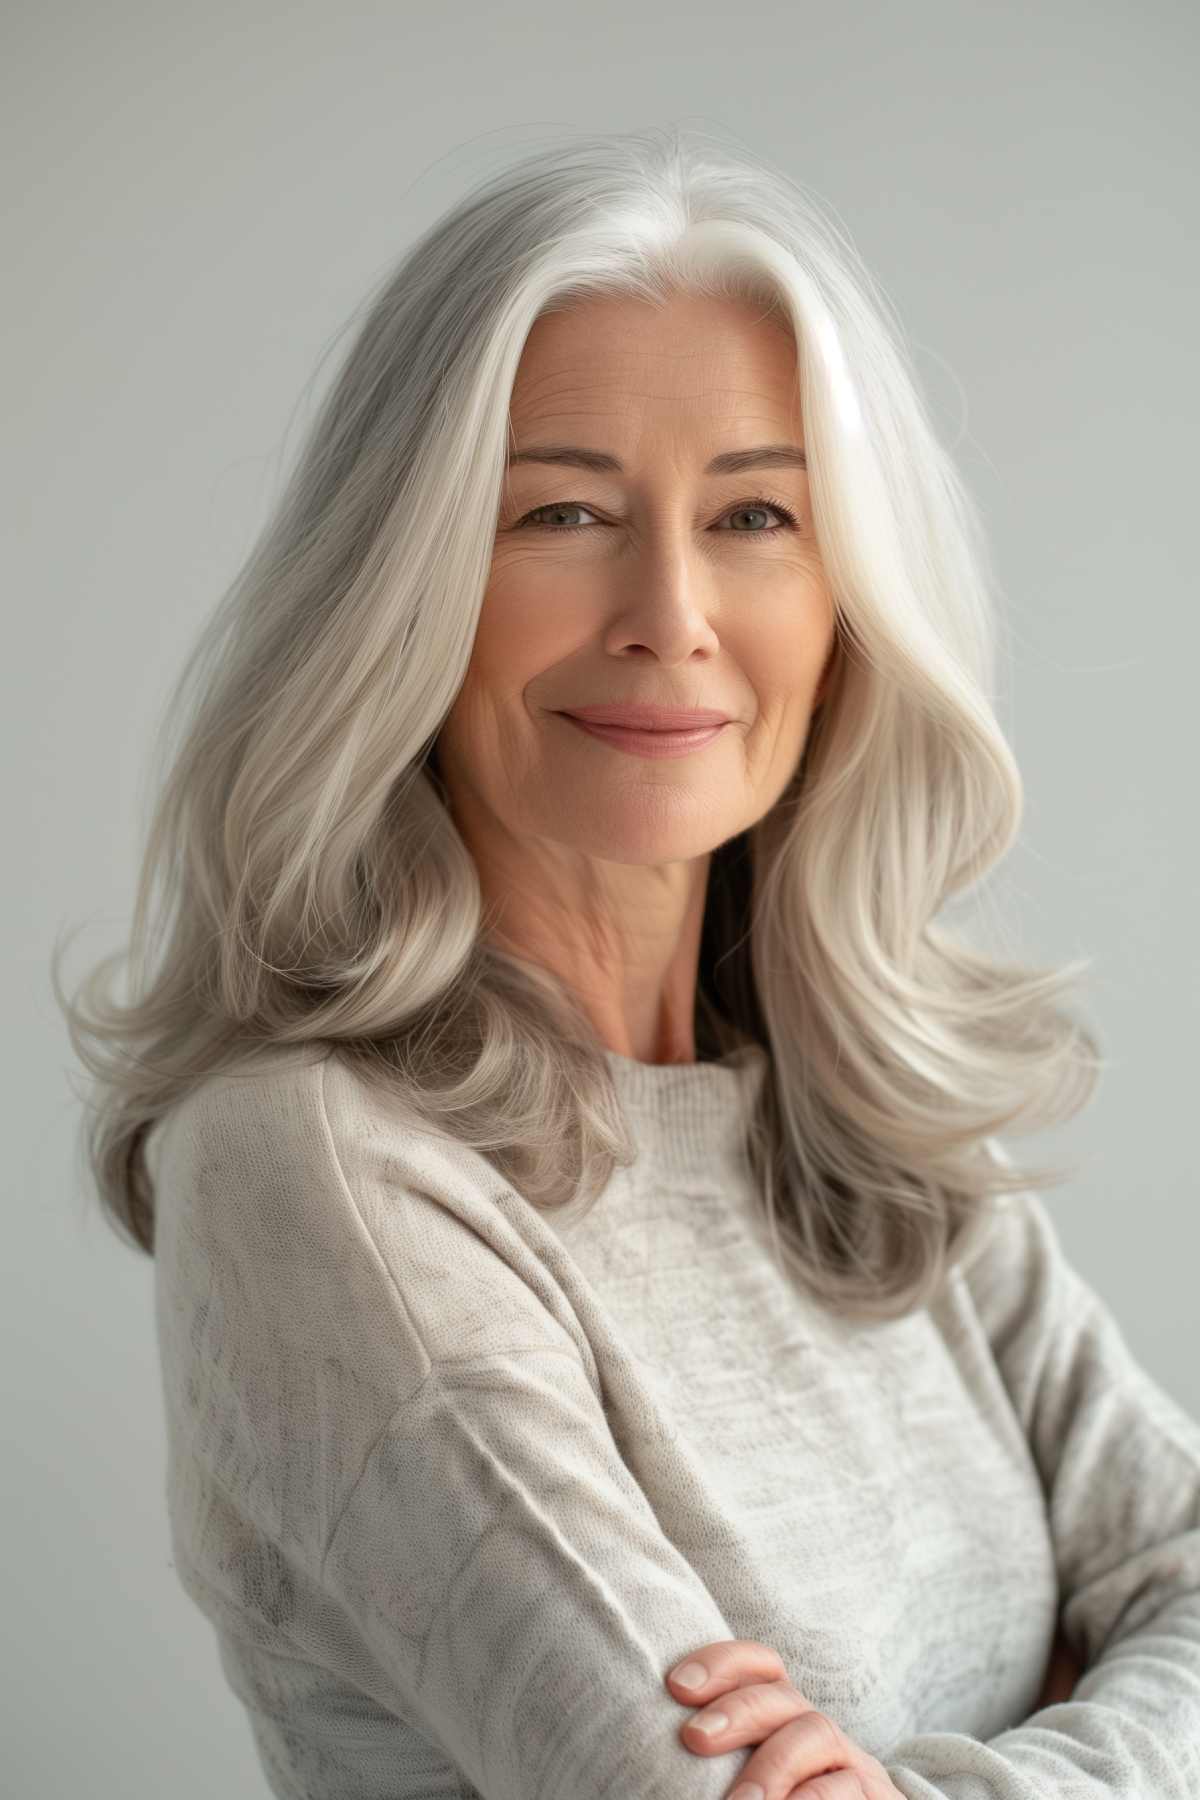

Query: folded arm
left=883, top=1182, right=1200, bottom=1798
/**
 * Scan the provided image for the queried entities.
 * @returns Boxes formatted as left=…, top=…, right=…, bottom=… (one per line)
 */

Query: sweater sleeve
left=882, top=1176, right=1200, bottom=1799
left=155, top=1056, right=756, bottom=1800
left=317, top=1346, right=754, bottom=1800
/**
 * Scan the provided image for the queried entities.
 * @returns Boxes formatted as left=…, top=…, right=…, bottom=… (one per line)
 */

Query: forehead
left=508, top=291, right=803, bottom=441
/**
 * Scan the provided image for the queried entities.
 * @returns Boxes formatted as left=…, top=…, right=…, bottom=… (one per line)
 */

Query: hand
left=666, top=1639, right=904, bottom=1799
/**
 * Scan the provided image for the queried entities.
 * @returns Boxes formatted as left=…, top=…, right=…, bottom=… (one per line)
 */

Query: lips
left=560, top=714, right=728, bottom=758
left=561, top=705, right=730, bottom=731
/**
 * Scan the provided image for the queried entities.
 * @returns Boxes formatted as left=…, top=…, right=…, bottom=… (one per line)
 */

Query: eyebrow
left=505, top=442, right=807, bottom=475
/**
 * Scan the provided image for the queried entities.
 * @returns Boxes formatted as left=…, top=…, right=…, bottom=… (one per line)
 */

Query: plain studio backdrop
left=3, top=1, right=1197, bottom=1792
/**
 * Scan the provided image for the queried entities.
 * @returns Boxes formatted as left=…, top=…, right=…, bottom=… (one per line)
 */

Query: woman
left=55, top=126, right=1200, bottom=1799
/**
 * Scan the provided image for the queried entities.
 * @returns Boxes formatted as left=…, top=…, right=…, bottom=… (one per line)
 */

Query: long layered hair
left=53, top=124, right=1103, bottom=1324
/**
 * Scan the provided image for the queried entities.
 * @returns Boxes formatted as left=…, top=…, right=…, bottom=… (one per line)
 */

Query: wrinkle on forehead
left=509, top=304, right=803, bottom=449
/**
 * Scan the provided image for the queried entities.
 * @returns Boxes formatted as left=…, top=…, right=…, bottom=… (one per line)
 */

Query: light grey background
left=4, top=0, right=1197, bottom=1792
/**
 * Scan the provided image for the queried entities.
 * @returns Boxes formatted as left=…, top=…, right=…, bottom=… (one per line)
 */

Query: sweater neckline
left=601, top=1039, right=769, bottom=1166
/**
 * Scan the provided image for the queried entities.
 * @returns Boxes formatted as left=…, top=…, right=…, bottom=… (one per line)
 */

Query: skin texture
left=433, top=289, right=838, bottom=1066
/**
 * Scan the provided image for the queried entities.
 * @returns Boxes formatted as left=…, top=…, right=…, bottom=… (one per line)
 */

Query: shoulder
left=150, top=1043, right=442, bottom=1211
left=150, top=1044, right=591, bottom=1372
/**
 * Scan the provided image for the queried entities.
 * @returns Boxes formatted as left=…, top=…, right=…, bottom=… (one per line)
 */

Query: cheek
left=739, top=617, right=835, bottom=765
left=440, top=594, right=573, bottom=770
left=742, top=596, right=835, bottom=701
left=472, top=568, right=593, bottom=682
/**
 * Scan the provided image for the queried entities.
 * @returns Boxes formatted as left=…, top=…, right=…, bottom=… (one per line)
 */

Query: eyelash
left=515, top=494, right=801, bottom=537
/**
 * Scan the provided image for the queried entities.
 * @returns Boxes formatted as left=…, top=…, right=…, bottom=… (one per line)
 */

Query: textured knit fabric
left=148, top=1038, right=1200, bottom=1799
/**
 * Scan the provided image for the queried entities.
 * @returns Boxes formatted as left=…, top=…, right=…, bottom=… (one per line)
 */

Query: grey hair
left=53, top=123, right=1103, bottom=1324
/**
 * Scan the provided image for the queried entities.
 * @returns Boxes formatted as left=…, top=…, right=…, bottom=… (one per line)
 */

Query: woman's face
left=434, top=287, right=837, bottom=898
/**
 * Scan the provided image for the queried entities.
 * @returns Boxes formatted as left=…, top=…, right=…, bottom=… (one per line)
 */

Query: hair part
left=53, top=122, right=1103, bottom=1323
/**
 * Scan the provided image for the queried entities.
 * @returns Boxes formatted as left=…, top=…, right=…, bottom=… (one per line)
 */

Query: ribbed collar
left=601, top=1040, right=769, bottom=1169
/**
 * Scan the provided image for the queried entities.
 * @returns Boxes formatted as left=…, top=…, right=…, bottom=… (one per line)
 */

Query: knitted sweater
left=148, top=1039, right=1200, bottom=1798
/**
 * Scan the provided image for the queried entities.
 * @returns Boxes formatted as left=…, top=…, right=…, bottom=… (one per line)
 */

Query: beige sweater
left=149, top=1039, right=1200, bottom=1798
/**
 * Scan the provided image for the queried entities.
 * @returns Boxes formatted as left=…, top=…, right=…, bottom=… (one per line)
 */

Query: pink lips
left=561, top=704, right=730, bottom=731
left=559, top=714, right=728, bottom=759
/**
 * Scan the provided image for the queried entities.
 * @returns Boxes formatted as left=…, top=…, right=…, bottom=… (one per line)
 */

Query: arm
left=882, top=1176, right=1200, bottom=1798
left=156, top=1056, right=757, bottom=1800
left=317, top=1343, right=760, bottom=1800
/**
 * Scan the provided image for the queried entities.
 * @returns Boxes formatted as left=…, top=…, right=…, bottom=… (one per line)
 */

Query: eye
left=514, top=496, right=801, bottom=536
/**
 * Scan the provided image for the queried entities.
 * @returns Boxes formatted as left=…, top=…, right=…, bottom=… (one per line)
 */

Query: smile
left=559, top=715, right=727, bottom=759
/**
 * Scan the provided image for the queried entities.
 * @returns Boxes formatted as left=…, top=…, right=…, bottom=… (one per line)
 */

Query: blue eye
left=516, top=496, right=800, bottom=535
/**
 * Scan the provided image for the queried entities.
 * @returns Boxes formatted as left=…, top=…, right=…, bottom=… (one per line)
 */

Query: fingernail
left=672, top=1661, right=708, bottom=1689
left=729, top=1786, right=765, bottom=1800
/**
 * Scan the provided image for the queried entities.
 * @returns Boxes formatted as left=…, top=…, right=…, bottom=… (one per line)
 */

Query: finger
left=720, top=1706, right=851, bottom=1800
left=677, top=1677, right=814, bottom=1757
left=791, top=1747, right=902, bottom=1798
left=786, top=1771, right=865, bottom=1798
left=666, top=1640, right=790, bottom=1702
